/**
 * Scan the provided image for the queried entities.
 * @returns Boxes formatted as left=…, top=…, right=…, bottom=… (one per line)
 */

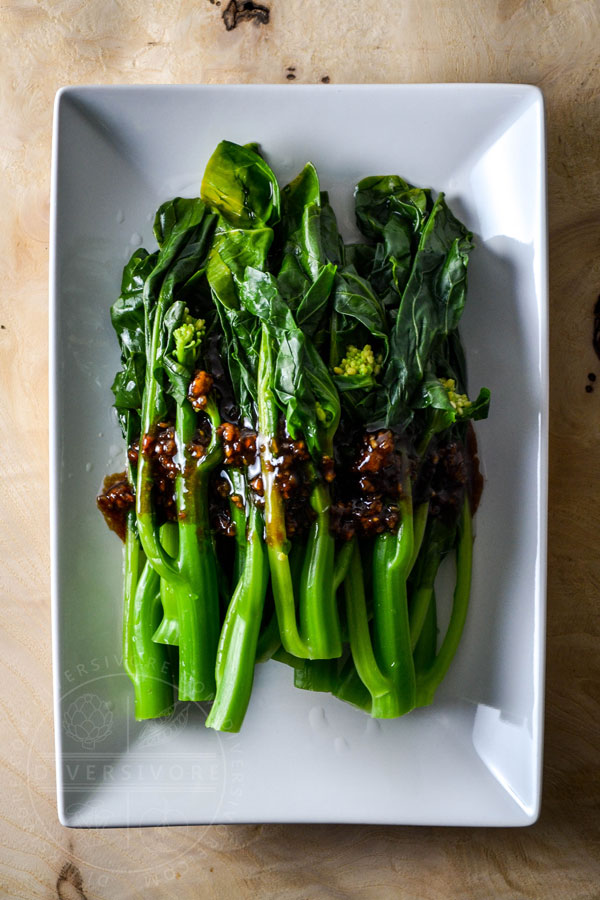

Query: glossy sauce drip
left=331, top=429, right=404, bottom=541
left=96, top=472, right=134, bottom=541
left=467, top=422, right=484, bottom=514
left=99, top=414, right=484, bottom=541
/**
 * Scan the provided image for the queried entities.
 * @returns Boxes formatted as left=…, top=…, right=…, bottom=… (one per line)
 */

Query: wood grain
left=1, top=1, right=599, bottom=897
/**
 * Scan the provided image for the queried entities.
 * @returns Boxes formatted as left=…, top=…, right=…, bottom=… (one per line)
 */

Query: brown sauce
left=96, top=472, right=134, bottom=541
left=218, top=422, right=257, bottom=467
left=140, top=423, right=179, bottom=522
left=331, top=428, right=405, bottom=540
left=188, top=370, right=214, bottom=411
left=467, top=421, right=484, bottom=515
left=100, top=372, right=485, bottom=542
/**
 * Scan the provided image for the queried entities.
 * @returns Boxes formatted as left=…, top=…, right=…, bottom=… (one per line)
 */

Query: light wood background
left=2, top=1, right=599, bottom=897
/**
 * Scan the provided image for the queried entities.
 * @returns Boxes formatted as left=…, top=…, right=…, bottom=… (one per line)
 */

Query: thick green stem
left=409, top=583, right=435, bottom=651
left=122, top=511, right=140, bottom=684
left=333, top=539, right=354, bottom=593
left=343, top=539, right=400, bottom=715
left=272, top=646, right=306, bottom=669
left=409, top=501, right=429, bottom=574
left=333, top=656, right=372, bottom=714
left=263, top=470, right=308, bottom=657
left=174, top=399, right=221, bottom=701
left=294, top=659, right=339, bottom=692
left=153, top=523, right=180, bottom=645
left=298, top=478, right=342, bottom=659
left=405, top=501, right=432, bottom=652
left=416, top=500, right=473, bottom=706
left=258, top=324, right=309, bottom=658
left=258, top=541, right=303, bottom=663
left=371, top=482, right=416, bottom=717
left=123, top=514, right=174, bottom=719
left=255, top=608, right=281, bottom=663
left=174, top=534, right=219, bottom=700
left=413, top=587, right=438, bottom=677
left=229, top=468, right=248, bottom=586
left=411, top=515, right=455, bottom=653
left=206, top=503, right=269, bottom=731
left=136, top=453, right=181, bottom=582
left=136, top=284, right=181, bottom=582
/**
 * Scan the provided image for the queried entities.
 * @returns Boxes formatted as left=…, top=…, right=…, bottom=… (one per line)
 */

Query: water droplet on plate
left=115, top=209, right=125, bottom=224
left=308, top=706, right=328, bottom=731
left=334, top=736, right=350, bottom=755
left=85, top=462, right=93, bottom=473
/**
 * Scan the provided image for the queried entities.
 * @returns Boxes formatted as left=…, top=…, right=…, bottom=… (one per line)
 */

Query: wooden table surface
left=2, top=1, right=599, bottom=897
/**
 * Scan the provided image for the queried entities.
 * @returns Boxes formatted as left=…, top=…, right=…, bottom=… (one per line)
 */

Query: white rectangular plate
left=50, top=84, right=547, bottom=827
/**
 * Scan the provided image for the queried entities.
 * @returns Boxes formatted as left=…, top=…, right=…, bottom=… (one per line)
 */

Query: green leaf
left=295, top=264, right=337, bottom=337
left=206, top=222, right=275, bottom=421
left=240, top=268, right=340, bottom=457
left=110, top=248, right=157, bottom=423
left=318, top=192, right=344, bottom=266
left=415, top=376, right=490, bottom=424
left=333, top=372, right=377, bottom=393
left=207, top=225, right=274, bottom=309
left=201, top=140, right=281, bottom=230
left=343, top=242, right=376, bottom=278
left=324, top=266, right=389, bottom=425
left=218, top=306, right=262, bottom=423
left=383, top=193, right=474, bottom=427
left=200, top=143, right=283, bottom=422
left=280, top=162, right=320, bottom=237
left=157, top=301, right=190, bottom=406
left=303, top=340, right=340, bottom=449
left=141, top=200, right=217, bottom=422
left=332, top=267, right=388, bottom=346
left=466, top=386, right=491, bottom=422
left=277, top=166, right=339, bottom=338
left=355, top=175, right=431, bottom=298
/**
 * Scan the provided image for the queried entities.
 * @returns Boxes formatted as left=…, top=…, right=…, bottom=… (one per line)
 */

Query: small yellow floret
left=334, top=343, right=381, bottom=379
left=439, top=377, right=472, bottom=416
left=315, top=401, right=327, bottom=423
left=173, top=308, right=206, bottom=364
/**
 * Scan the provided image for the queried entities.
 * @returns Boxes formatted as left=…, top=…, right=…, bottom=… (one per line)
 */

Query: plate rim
left=49, top=81, right=547, bottom=827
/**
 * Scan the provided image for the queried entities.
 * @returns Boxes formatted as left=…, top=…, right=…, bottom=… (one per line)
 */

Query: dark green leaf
left=295, top=263, right=336, bottom=337
left=157, top=301, right=190, bottom=406
left=240, top=268, right=340, bottom=456
left=206, top=218, right=275, bottom=421
left=343, top=242, right=376, bottom=278
left=355, top=175, right=431, bottom=298
left=333, top=267, right=388, bottom=345
left=277, top=166, right=339, bottom=337
left=466, top=386, right=491, bottom=422
left=110, top=248, right=158, bottom=423
left=383, top=193, right=473, bottom=427
left=141, top=200, right=217, bottom=421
